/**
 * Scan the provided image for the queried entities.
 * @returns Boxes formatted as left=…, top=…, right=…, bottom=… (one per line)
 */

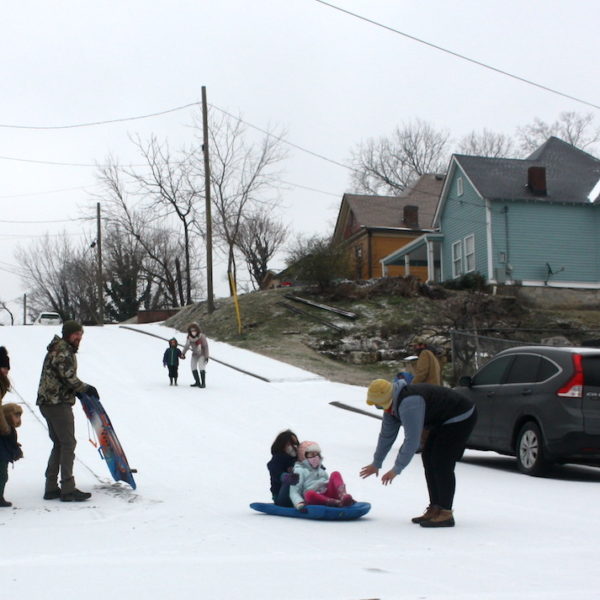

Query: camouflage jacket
left=36, top=335, right=87, bottom=406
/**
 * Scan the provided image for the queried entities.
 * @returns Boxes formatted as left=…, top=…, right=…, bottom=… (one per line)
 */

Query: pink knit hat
left=297, top=441, right=321, bottom=462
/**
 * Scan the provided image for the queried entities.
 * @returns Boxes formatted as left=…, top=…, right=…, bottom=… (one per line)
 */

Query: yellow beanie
left=366, top=379, right=393, bottom=409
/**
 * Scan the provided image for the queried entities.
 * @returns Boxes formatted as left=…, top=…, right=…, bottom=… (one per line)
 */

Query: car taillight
left=557, top=353, right=584, bottom=398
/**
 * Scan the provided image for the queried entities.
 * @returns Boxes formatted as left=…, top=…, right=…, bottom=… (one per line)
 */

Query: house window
left=457, top=176, right=464, bottom=197
left=464, top=234, right=475, bottom=272
left=452, top=241, right=463, bottom=278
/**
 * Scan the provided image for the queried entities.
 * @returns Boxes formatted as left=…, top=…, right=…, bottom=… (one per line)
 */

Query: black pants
left=421, top=408, right=477, bottom=510
left=167, top=365, right=179, bottom=379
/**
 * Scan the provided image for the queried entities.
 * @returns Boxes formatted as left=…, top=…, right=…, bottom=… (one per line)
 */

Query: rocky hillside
left=165, top=279, right=600, bottom=387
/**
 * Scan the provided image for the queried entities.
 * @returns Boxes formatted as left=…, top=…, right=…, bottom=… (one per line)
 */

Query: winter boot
left=60, top=488, right=92, bottom=502
left=200, top=370, right=206, bottom=388
left=420, top=509, right=455, bottom=528
left=0, top=497, right=12, bottom=507
left=411, top=504, right=440, bottom=524
left=174, top=378, right=178, bottom=386
left=191, top=370, right=201, bottom=387
left=169, top=377, right=173, bottom=386
left=325, top=498, right=342, bottom=507
left=340, top=494, right=355, bottom=507
left=43, top=488, right=61, bottom=500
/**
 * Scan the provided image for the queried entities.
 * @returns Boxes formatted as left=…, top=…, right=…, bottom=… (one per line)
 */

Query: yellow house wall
left=345, top=232, right=428, bottom=281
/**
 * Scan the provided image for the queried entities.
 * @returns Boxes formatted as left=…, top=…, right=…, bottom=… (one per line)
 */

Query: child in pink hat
left=289, top=440, right=354, bottom=511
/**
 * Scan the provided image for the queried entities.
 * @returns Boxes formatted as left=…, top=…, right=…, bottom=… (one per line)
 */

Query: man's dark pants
left=40, top=403, right=77, bottom=494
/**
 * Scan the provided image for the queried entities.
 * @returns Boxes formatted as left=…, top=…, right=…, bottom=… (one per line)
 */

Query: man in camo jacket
left=37, top=320, right=98, bottom=502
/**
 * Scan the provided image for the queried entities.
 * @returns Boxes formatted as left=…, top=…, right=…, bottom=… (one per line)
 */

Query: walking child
left=181, top=323, right=210, bottom=388
left=163, top=338, right=184, bottom=386
left=0, top=403, right=24, bottom=507
left=289, top=440, right=354, bottom=511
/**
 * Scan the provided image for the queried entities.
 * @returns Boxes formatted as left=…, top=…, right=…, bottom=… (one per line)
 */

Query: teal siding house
left=382, top=137, right=600, bottom=288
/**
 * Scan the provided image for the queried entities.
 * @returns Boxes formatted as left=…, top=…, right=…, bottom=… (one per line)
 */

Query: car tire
left=516, top=422, right=550, bottom=476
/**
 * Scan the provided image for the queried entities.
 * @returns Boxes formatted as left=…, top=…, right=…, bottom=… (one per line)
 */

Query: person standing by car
left=411, top=336, right=442, bottom=385
left=37, top=320, right=98, bottom=502
left=360, top=378, right=477, bottom=528
left=181, top=322, right=209, bottom=388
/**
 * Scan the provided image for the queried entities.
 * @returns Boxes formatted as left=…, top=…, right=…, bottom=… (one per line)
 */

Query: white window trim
left=464, top=234, right=475, bottom=273
left=457, top=176, right=464, bottom=197
left=452, top=240, right=463, bottom=278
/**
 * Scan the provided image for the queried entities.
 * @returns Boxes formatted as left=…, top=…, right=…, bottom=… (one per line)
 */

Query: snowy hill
left=1, top=323, right=599, bottom=599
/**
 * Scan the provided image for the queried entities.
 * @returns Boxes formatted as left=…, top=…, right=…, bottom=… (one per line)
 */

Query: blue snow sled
left=250, top=501, right=371, bottom=521
left=78, top=393, right=137, bottom=489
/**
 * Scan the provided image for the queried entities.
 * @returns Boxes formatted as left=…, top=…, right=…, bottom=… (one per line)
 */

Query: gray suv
left=456, top=346, right=600, bottom=475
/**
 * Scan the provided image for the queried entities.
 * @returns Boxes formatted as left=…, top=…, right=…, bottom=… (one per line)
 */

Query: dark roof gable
left=455, top=137, right=600, bottom=204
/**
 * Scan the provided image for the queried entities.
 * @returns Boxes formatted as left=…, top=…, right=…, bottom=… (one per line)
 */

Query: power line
left=209, top=104, right=356, bottom=173
left=0, top=184, right=99, bottom=199
left=312, top=0, right=600, bottom=112
left=0, top=101, right=200, bottom=130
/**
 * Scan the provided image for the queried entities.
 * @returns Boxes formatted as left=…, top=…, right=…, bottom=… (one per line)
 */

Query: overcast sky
left=1, top=0, right=599, bottom=319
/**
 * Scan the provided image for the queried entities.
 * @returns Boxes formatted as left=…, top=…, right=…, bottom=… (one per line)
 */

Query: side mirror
left=458, top=375, right=473, bottom=387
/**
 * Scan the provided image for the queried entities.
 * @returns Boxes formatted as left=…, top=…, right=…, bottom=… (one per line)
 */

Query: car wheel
left=516, top=422, right=550, bottom=476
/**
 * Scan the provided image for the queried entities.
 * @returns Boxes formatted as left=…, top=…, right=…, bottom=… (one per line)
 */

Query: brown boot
left=411, top=504, right=440, bottom=524
left=420, top=509, right=455, bottom=528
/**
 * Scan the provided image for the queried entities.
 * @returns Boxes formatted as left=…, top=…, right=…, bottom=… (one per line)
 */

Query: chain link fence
left=450, top=329, right=600, bottom=384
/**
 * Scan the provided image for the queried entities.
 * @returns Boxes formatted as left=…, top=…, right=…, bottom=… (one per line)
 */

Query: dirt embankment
left=164, top=282, right=600, bottom=387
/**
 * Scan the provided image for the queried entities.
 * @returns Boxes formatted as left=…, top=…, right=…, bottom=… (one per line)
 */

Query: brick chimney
left=403, top=205, right=419, bottom=228
left=528, top=166, right=547, bottom=196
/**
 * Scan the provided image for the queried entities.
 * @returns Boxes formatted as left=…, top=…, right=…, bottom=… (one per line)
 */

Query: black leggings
left=421, top=408, right=477, bottom=510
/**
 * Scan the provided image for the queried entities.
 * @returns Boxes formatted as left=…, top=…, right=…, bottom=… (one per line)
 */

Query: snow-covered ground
left=1, top=323, right=599, bottom=599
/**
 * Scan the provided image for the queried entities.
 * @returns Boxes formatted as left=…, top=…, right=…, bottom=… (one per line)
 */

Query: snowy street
left=1, top=323, right=599, bottom=599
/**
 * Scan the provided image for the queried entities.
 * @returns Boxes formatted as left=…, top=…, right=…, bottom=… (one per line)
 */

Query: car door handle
left=486, top=392, right=495, bottom=398
left=521, top=389, right=532, bottom=396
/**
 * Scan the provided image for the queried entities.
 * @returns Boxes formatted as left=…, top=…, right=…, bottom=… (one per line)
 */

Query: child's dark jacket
left=0, top=427, right=22, bottom=463
left=163, top=347, right=183, bottom=367
left=267, top=453, right=296, bottom=498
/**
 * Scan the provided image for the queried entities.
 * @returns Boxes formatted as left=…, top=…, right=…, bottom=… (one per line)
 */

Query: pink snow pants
left=304, top=471, right=346, bottom=505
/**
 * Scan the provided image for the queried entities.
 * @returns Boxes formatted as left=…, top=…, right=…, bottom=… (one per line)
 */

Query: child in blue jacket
left=163, top=338, right=184, bottom=386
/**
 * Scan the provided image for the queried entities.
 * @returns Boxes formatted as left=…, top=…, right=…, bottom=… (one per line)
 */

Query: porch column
left=404, top=255, right=410, bottom=276
left=427, top=241, right=434, bottom=283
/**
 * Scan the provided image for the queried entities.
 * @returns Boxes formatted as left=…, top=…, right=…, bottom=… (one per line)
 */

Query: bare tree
left=349, top=119, right=450, bottom=194
left=126, top=135, right=201, bottom=304
left=286, top=234, right=351, bottom=292
left=103, top=226, right=149, bottom=321
left=96, top=159, right=197, bottom=308
left=236, top=209, right=289, bottom=289
left=516, top=111, right=600, bottom=156
left=16, top=233, right=98, bottom=322
left=457, top=129, right=516, bottom=158
left=198, top=111, right=287, bottom=293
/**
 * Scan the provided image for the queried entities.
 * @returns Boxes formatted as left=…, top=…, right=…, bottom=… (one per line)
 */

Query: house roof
left=454, top=137, right=600, bottom=204
left=333, top=173, right=444, bottom=241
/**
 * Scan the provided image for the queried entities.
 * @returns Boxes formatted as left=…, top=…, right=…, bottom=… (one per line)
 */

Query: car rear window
left=536, top=357, right=559, bottom=381
left=582, top=356, right=600, bottom=387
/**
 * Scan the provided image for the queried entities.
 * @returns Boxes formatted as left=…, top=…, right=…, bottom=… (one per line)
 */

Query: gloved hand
left=295, top=503, right=307, bottom=513
left=85, top=385, right=99, bottom=398
left=281, top=472, right=299, bottom=485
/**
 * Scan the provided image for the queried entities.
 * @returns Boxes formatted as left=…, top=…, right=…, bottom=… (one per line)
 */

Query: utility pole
left=96, top=202, right=104, bottom=325
left=202, top=86, right=215, bottom=313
